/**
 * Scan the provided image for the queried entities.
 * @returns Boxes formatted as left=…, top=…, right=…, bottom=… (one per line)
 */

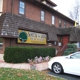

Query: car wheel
left=52, top=62, right=63, bottom=74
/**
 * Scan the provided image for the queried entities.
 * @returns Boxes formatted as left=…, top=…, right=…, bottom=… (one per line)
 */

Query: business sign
left=18, top=30, right=47, bottom=44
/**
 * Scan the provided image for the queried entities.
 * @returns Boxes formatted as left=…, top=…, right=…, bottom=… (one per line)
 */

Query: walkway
left=0, top=54, right=48, bottom=71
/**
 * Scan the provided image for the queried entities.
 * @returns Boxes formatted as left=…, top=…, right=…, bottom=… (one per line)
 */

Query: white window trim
left=52, top=15, right=55, bottom=25
left=19, top=1, right=25, bottom=15
left=41, top=10, right=45, bottom=21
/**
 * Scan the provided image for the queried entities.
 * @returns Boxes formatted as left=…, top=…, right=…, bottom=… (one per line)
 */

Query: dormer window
left=19, top=1, right=25, bottom=15
left=41, top=10, right=45, bottom=21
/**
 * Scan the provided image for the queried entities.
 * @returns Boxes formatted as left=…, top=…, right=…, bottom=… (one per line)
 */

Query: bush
left=67, top=44, right=77, bottom=51
left=4, top=47, right=55, bottom=63
left=64, top=50, right=74, bottom=56
left=63, top=43, right=77, bottom=55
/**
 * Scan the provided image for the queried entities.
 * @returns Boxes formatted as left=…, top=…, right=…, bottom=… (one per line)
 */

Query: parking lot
left=48, top=70, right=80, bottom=80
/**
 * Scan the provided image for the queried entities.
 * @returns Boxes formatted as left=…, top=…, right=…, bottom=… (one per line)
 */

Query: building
left=0, top=0, right=80, bottom=55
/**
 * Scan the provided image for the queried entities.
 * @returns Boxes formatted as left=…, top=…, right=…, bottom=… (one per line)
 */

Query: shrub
left=67, top=43, right=77, bottom=52
left=63, top=43, right=77, bottom=55
left=4, top=47, right=55, bottom=63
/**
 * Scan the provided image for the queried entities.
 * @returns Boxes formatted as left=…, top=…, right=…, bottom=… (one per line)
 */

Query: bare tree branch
left=69, top=0, right=80, bottom=24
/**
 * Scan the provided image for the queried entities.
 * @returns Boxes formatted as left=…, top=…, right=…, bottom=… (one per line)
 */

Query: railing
left=56, top=44, right=67, bottom=56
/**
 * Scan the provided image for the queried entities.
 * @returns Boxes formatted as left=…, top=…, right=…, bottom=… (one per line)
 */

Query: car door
left=64, top=52, right=80, bottom=75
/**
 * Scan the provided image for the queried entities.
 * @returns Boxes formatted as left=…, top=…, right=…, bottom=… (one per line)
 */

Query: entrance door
left=62, top=36, right=69, bottom=46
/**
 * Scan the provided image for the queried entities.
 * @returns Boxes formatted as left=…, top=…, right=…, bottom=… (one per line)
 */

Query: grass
left=0, top=68, right=64, bottom=80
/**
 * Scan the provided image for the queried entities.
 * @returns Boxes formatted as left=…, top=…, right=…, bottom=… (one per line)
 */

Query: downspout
left=11, top=0, right=14, bottom=15
left=10, top=0, right=14, bottom=46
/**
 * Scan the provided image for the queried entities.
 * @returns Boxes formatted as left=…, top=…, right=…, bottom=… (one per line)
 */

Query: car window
left=70, top=53, right=80, bottom=59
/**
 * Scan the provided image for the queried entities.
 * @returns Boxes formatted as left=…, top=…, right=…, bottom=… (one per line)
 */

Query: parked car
left=48, top=51, right=80, bottom=76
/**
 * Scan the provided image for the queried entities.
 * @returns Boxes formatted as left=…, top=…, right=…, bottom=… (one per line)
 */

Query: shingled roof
left=58, top=27, right=80, bottom=42
left=0, top=13, right=80, bottom=42
left=0, top=13, right=58, bottom=41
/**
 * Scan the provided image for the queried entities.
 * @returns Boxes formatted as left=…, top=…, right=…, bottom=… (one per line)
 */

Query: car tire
left=52, top=62, right=63, bottom=74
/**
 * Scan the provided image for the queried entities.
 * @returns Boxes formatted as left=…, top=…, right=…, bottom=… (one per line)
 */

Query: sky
left=51, top=0, right=76, bottom=18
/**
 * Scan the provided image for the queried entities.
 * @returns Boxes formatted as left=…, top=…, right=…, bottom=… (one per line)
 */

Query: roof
left=27, top=0, right=75, bottom=24
left=0, top=13, right=80, bottom=42
left=40, top=0, right=57, bottom=7
left=58, top=27, right=80, bottom=42
left=0, top=13, right=58, bottom=41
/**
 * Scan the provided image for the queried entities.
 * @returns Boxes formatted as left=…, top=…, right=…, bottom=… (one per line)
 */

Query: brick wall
left=26, top=2, right=41, bottom=22
left=3, top=0, right=12, bottom=13
left=55, top=16, right=59, bottom=27
left=4, top=38, right=49, bottom=48
left=2, top=0, right=73, bottom=27
left=45, top=11, right=52, bottom=26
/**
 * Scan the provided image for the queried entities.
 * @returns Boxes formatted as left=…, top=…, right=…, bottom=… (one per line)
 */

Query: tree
left=69, top=0, right=80, bottom=25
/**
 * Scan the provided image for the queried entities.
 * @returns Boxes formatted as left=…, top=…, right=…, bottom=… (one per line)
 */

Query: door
left=64, top=52, right=80, bottom=75
left=62, top=36, right=69, bottom=46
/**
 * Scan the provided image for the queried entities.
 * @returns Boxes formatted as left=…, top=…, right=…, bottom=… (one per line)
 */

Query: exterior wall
left=0, top=0, right=75, bottom=55
left=0, top=0, right=3, bottom=16
left=26, top=2, right=41, bottom=22
left=4, top=38, right=55, bottom=48
left=61, top=20, right=64, bottom=28
left=12, top=0, right=19, bottom=15
left=67, top=22, right=71, bottom=27
left=45, top=11, right=52, bottom=25
left=0, top=38, right=6, bottom=54
left=3, top=0, right=12, bottom=13
left=0, top=38, right=57, bottom=54
left=3, top=0, right=19, bottom=14
left=55, top=16, right=59, bottom=27
left=2, top=0, right=73, bottom=27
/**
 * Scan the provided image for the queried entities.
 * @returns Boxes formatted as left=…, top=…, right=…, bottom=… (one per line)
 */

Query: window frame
left=52, top=15, right=55, bottom=25
left=59, top=19, right=62, bottom=27
left=64, top=21, right=66, bottom=28
left=19, top=0, right=26, bottom=15
left=41, top=10, right=45, bottom=22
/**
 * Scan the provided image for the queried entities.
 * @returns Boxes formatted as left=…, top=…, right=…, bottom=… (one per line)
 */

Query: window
left=58, top=36, right=62, bottom=46
left=41, top=11, right=44, bottom=21
left=0, top=38, right=3, bottom=49
left=59, top=19, right=62, bottom=27
left=70, top=52, right=80, bottom=59
left=79, top=42, right=80, bottom=48
left=19, top=1, right=25, bottom=14
left=64, top=22, right=66, bottom=28
left=52, top=16, right=55, bottom=25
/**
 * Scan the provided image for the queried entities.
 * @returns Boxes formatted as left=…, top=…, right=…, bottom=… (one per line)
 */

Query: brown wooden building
left=0, top=0, right=80, bottom=54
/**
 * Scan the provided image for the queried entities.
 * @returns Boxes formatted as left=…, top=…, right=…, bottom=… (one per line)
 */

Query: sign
left=18, top=30, right=47, bottom=44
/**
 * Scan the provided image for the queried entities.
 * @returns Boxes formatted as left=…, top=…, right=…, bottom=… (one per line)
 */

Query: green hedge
left=4, top=47, right=55, bottom=63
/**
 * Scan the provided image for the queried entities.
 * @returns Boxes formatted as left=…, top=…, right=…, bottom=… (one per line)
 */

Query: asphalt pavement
left=48, top=70, right=80, bottom=80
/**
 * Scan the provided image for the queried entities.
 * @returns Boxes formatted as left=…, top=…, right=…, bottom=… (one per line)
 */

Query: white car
left=48, top=51, right=80, bottom=76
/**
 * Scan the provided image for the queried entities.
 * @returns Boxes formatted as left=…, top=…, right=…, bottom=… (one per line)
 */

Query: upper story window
left=41, top=10, right=45, bottom=21
left=19, top=1, right=25, bottom=15
left=64, top=22, right=66, bottom=28
left=52, top=15, right=55, bottom=25
left=59, top=19, right=62, bottom=27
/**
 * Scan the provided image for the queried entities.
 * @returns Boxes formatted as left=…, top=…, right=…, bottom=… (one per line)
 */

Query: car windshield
left=70, top=52, right=80, bottom=59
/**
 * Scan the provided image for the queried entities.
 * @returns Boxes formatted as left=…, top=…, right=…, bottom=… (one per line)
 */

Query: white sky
left=51, top=0, right=76, bottom=17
